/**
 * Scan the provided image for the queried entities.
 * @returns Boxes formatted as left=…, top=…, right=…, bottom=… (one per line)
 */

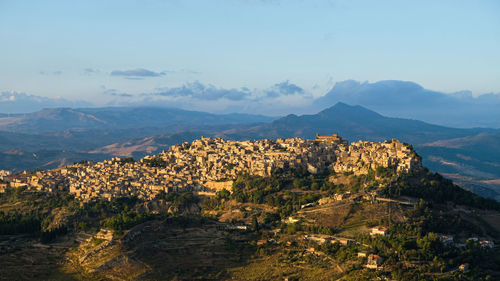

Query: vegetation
left=142, top=156, right=167, bottom=167
left=1, top=165, right=500, bottom=280
left=386, top=169, right=500, bottom=211
left=101, top=211, right=152, bottom=231
left=158, top=191, right=199, bottom=209
left=0, top=187, right=78, bottom=240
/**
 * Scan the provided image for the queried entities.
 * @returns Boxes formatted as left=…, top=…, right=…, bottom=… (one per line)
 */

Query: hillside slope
left=311, top=80, right=500, bottom=128
left=0, top=107, right=275, bottom=133
left=242, top=102, right=489, bottom=144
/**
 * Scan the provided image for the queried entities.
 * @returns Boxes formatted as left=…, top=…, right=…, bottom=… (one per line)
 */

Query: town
left=1, top=134, right=422, bottom=202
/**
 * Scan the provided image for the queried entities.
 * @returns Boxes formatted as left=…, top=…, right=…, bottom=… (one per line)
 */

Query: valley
left=1, top=103, right=498, bottom=202
left=0, top=134, right=499, bottom=280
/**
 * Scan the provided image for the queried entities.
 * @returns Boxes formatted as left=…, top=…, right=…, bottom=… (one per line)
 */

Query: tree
left=251, top=215, right=259, bottom=232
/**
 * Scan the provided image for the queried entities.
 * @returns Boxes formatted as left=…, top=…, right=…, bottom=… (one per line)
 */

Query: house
left=357, top=251, right=367, bottom=258
left=467, top=237, right=479, bottom=242
left=226, top=224, right=249, bottom=231
left=439, top=234, right=454, bottom=245
left=318, top=197, right=335, bottom=205
left=459, top=263, right=469, bottom=271
left=96, top=229, right=114, bottom=241
left=333, top=237, right=355, bottom=246
left=301, top=202, right=314, bottom=209
left=0, top=170, right=11, bottom=180
left=334, top=192, right=350, bottom=201
left=0, top=182, right=7, bottom=193
left=304, top=234, right=334, bottom=244
left=480, top=240, right=494, bottom=249
left=370, top=226, right=389, bottom=236
left=366, top=254, right=384, bottom=269
left=256, top=239, right=268, bottom=245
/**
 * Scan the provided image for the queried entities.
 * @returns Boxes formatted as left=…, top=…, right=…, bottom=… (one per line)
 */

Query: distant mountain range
left=0, top=91, right=91, bottom=114
left=311, top=80, right=500, bottom=128
left=417, top=133, right=500, bottom=180
left=240, top=102, right=490, bottom=144
left=0, top=107, right=275, bottom=133
left=3, top=80, right=500, bottom=128
left=0, top=103, right=499, bottom=201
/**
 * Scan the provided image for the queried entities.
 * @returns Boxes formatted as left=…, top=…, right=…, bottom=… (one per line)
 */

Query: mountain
left=417, top=133, right=500, bottom=200
left=0, top=125, right=248, bottom=172
left=417, top=132, right=500, bottom=178
left=0, top=107, right=276, bottom=133
left=234, top=103, right=500, bottom=200
left=0, top=149, right=109, bottom=171
left=2, top=102, right=500, bottom=201
left=243, top=102, right=489, bottom=144
left=0, top=91, right=91, bottom=114
left=420, top=132, right=500, bottom=167
left=1, top=137, right=500, bottom=280
left=88, top=131, right=214, bottom=159
left=0, top=106, right=275, bottom=171
left=312, top=80, right=500, bottom=128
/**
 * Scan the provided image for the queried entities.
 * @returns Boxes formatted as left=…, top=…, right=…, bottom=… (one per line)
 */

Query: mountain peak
left=319, top=102, right=383, bottom=118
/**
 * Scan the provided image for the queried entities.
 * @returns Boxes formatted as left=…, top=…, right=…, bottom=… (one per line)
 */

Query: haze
left=1, top=0, right=499, bottom=117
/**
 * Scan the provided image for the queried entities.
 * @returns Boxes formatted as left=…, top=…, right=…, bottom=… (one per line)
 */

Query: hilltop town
left=1, top=134, right=422, bottom=202
left=1, top=134, right=499, bottom=281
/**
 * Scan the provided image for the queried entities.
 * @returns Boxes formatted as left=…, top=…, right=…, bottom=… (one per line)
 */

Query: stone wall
left=204, top=181, right=234, bottom=192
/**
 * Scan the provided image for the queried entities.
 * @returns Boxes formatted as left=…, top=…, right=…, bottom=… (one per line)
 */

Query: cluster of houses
left=303, top=230, right=386, bottom=269
left=0, top=170, right=11, bottom=192
left=0, top=170, right=10, bottom=180
left=303, top=226, right=495, bottom=271
left=25, top=159, right=170, bottom=201
left=303, top=234, right=355, bottom=246
left=2, top=134, right=423, bottom=201
left=439, top=235, right=495, bottom=249
left=333, top=139, right=422, bottom=175
left=153, top=135, right=343, bottom=181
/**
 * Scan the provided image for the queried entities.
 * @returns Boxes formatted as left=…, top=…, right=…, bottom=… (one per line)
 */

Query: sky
left=0, top=0, right=499, bottom=112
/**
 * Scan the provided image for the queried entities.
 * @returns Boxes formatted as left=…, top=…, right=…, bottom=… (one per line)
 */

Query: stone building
left=19, top=133, right=422, bottom=202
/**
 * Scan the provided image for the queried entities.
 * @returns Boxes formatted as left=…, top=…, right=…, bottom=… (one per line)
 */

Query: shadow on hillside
left=123, top=216, right=257, bottom=280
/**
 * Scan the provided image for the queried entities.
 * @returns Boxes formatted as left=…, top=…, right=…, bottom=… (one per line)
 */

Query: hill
left=418, top=133, right=500, bottom=178
left=417, top=133, right=500, bottom=201
left=242, top=102, right=489, bottom=144
left=312, top=80, right=500, bottom=128
left=1, top=103, right=500, bottom=202
left=81, top=103, right=492, bottom=163
left=1, top=138, right=499, bottom=280
left=0, top=107, right=275, bottom=133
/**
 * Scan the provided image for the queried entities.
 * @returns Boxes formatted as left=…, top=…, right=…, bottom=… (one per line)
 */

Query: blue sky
left=0, top=0, right=499, bottom=109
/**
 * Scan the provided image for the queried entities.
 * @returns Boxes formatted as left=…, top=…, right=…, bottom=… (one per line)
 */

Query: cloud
left=124, top=77, right=146, bottom=80
left=39, top=70, right=63, bottom=75
left=163, top=69, right=202, bottom=75
left=83, top=68, right=100, bottom=75
left=154, top=81, right=251, bottom=101
left=265, top=80, right=309, bottom=98
left=0, top=91, right=92, bottom=113
left=102, top=80, right=314, bottom=116
left=110, top=68, right=165, bottom=78
left=103, top=89, right=134, bottom=98
left=111, top=93, right=134, bottom=97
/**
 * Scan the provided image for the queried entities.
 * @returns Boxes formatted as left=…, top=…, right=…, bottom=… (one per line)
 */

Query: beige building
left=20, top=134, right=422, bottom=202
